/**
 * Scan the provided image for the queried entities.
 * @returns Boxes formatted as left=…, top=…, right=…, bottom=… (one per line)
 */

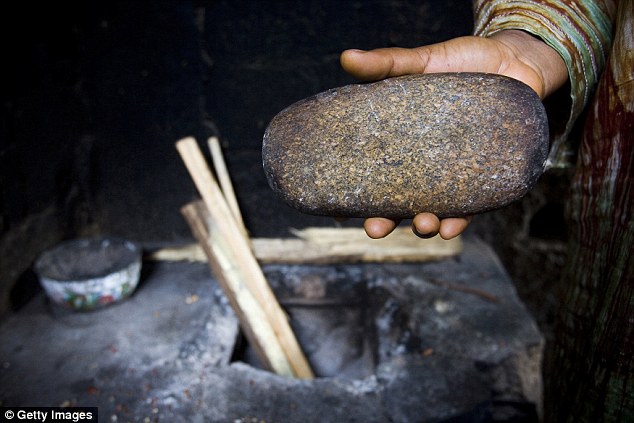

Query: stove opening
left=231, top=265, right=378, bottom=379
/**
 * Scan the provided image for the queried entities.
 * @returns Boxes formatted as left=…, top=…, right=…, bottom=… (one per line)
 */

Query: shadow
left=9, top=268, right=43, bottom=312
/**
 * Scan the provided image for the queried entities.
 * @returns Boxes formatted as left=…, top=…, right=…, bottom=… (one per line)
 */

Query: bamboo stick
left=207, top=136, right=247, bottom=237
left=182, top=202, right=294, bottom=375
left=176, top=137, right=313, bottom=379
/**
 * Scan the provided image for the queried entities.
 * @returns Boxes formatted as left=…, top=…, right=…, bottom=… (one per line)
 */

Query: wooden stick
left=181, top=202, right=293, bottom=375
left=176, top=137, right=313, bottom=379
left=207, top=136, right=247, bottom=237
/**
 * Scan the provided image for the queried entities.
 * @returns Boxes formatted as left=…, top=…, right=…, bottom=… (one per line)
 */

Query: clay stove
left=0, top=238, right=542, bottom=422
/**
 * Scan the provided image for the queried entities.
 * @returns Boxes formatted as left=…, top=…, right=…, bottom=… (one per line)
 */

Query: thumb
left=341, top=36, right=503, bottom=81
left=340, top=47, right=433, bottom=81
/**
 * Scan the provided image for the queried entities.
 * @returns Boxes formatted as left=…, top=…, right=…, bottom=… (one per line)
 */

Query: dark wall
left=1, top=0, right=474, bottom=244
left=204, top=0, right=475, bottom=148
left=1, top=2, right=205, bottom=241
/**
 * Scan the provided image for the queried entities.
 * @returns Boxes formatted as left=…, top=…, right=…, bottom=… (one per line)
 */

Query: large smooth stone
left=262, top=73, right=548, bottom=219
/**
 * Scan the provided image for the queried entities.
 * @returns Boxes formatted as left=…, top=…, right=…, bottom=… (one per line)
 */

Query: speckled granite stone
left=263, top=73, right=548, bottom=219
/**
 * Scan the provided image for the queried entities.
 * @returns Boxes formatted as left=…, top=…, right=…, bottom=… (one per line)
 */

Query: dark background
left=0, top=0, right=569, bottom=341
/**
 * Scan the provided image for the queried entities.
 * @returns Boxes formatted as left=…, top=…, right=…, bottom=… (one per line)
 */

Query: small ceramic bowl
left=34, top=237, right=142, bottom=311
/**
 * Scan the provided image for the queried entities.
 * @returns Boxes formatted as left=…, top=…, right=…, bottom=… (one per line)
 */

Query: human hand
left=340, top=31, right=568, bottom=239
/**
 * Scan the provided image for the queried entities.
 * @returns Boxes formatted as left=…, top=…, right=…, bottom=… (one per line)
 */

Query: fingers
left=438, top=216, right=473, bottom=240
left=364, top=214, right=472, bottom=239
left=364, top=217, right=400, bottom=239
left=340, top=47, right=431, bottom=81
left=413, top=213, right=472, bottom=239
left=412, top=212, right=440, bottom=238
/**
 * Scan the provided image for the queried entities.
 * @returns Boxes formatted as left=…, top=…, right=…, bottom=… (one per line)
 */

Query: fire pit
left=0, top=237, right=542, bottom=422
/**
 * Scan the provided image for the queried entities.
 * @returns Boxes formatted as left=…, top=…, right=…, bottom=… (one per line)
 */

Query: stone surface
left=263, top=73, right=549, bottom=219
left=1, top=238, right=542, bottom=422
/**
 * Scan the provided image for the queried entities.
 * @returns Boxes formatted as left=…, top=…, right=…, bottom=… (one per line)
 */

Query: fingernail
left=412, top=226, right=438, bottom=239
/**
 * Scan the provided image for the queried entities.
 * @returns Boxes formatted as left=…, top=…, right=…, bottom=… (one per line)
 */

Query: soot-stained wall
left=1, top=0, right=568, bottom=335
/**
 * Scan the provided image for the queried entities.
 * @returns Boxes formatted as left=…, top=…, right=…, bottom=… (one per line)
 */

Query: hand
left=340, top=31, right=568, bottom=239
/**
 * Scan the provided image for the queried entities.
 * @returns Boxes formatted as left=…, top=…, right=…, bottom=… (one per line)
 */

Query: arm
left=473, top=0, right=616, bottom=167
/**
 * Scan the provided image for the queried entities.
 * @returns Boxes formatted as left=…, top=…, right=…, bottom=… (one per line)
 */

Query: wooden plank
left=149, top=226, right=463, bottom=264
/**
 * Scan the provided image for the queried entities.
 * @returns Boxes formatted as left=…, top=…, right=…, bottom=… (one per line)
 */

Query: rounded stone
left=262, top=73, right=549, bottom=219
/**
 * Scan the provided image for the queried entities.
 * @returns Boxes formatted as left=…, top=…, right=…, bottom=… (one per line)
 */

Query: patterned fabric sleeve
left=472, top=0, right=616, bottom=168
